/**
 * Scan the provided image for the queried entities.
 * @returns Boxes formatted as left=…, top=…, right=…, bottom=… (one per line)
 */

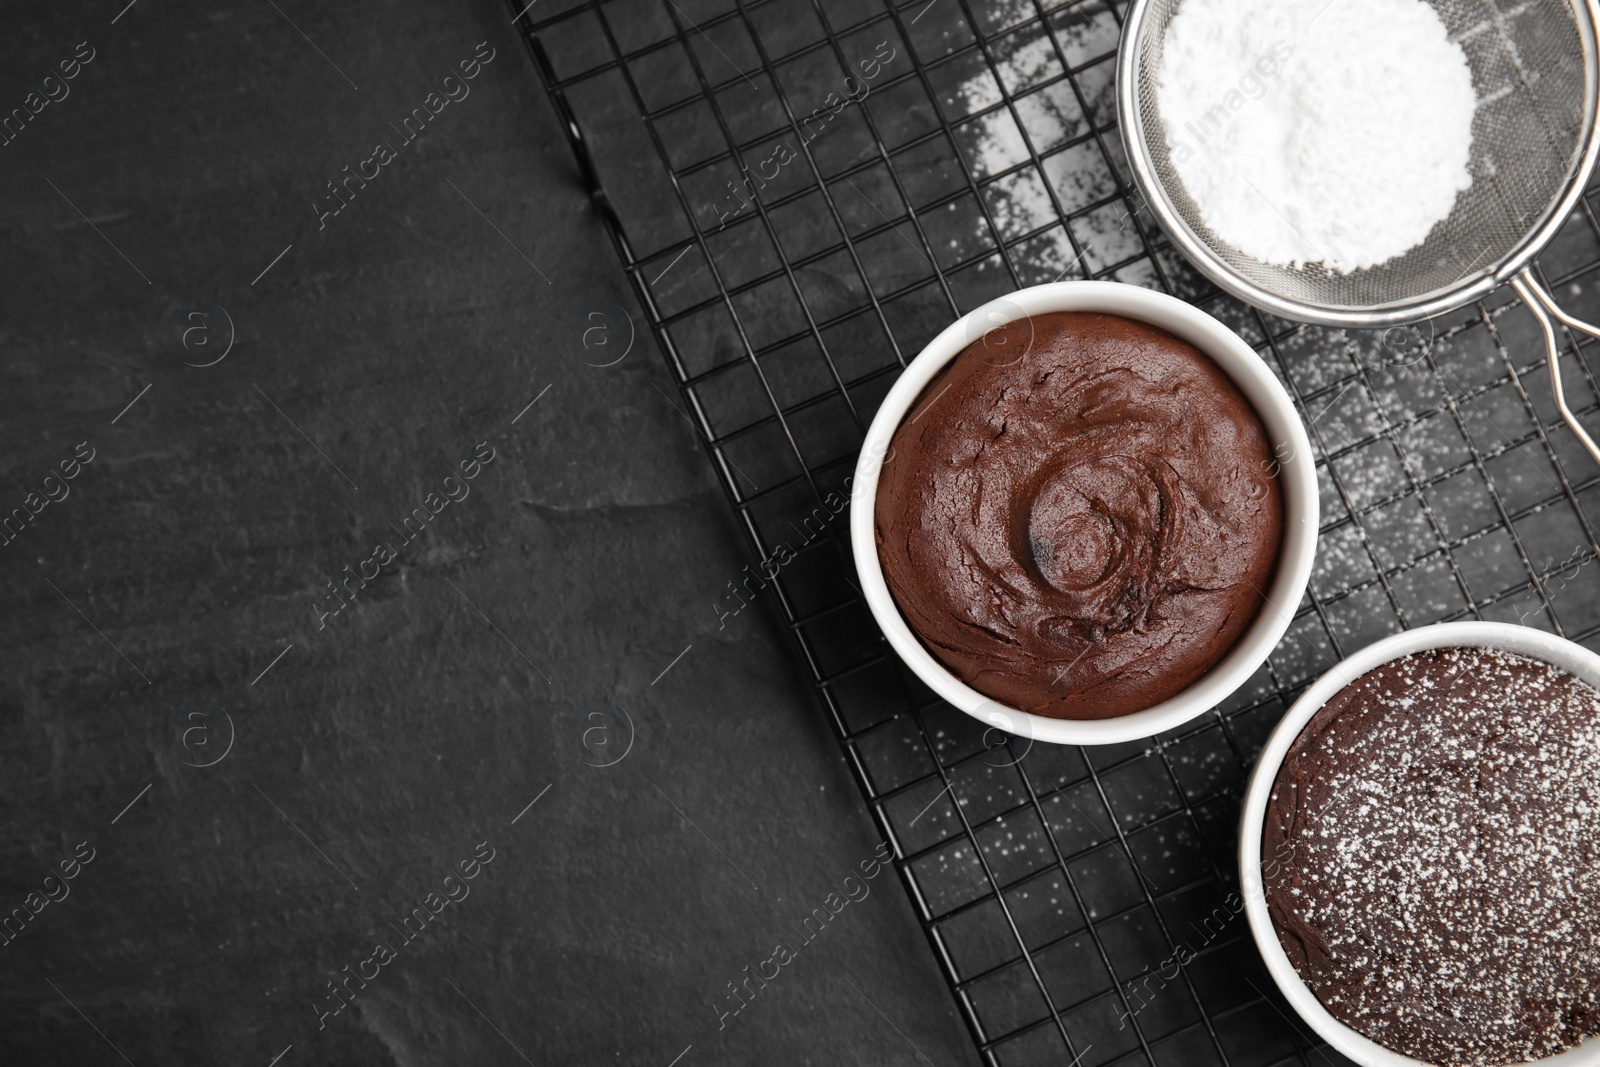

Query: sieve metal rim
left=1115, top=0, right=1600, bottom=330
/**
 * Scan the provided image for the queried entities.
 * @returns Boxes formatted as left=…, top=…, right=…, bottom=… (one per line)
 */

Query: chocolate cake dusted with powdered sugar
left=1263, top=646, right=1600, bottom=1066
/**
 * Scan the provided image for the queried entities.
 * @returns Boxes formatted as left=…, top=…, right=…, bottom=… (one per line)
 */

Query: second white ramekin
left=1239, top=621, right=1600, bottom=1067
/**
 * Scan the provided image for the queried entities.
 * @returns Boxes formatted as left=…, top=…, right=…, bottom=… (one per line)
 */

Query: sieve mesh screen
left=1130, top=0, right=1591, bottom=314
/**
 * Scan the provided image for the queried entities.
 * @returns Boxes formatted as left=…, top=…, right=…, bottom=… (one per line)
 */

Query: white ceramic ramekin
left=849, top=280, right=1318, bottom=746
left=1239, top=621, right=1600, bottom=1067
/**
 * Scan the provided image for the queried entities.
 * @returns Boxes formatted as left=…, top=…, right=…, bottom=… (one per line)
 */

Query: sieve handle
left=1510, top=270, right=1600, bottom=468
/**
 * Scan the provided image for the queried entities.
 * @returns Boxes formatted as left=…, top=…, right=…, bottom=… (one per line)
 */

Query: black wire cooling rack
left=509, top=1, right=1600, bottom=1063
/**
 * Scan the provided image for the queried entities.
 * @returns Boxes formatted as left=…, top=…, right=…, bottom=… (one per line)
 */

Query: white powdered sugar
left=1156, top=0, right=1478, bottom=272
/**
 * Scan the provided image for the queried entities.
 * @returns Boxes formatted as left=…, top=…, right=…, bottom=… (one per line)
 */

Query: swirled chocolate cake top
left=873, top=311, right=1282, bottom=719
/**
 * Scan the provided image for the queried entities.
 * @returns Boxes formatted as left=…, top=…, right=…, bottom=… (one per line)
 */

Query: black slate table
left=0, top=1, right=978, bottom=1063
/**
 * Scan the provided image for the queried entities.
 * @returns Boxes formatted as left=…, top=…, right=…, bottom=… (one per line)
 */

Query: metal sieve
left=1117, top=0, right=1600, bottom=463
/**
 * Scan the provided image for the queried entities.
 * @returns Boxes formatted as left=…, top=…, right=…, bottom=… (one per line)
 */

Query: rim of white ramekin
left=1238, top=621, right=1600, bottom=1067
left=848, top=280, right=1318, bottom=746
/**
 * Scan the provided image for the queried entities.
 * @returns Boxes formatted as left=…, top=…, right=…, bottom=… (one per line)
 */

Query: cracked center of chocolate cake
left=872, top=311, right=1283, bottom=719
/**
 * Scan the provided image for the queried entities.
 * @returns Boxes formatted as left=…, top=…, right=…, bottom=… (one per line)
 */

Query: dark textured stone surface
left=0, top=2, right=976, bottom=1063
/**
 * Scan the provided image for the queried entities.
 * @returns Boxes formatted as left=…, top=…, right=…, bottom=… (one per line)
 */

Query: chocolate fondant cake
left=873, top=311, right=1282, bottom=719
left=1264, top=647, right=1600, bottom=1065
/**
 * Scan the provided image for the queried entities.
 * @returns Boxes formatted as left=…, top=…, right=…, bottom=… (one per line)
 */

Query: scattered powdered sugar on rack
left=1156, top=0, right=1478, bottom=273
left=1263, top=646, right=1600, bottom=1065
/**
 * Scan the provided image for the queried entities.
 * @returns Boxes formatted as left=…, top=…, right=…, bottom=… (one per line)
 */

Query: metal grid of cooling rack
left=508, top=1, right=1600, bottom=1063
